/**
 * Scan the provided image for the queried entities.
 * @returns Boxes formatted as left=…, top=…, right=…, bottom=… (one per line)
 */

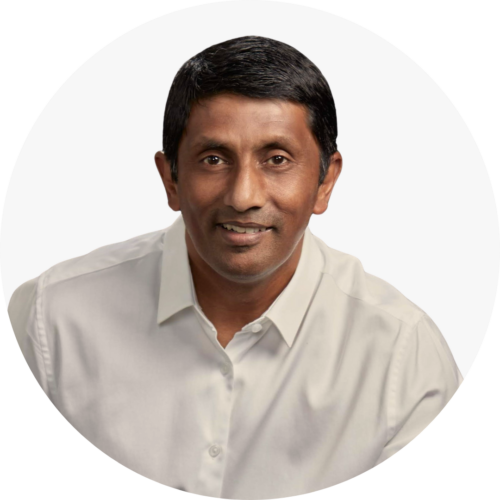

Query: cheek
left=268, top=173, right=318, bottom=216
left=178, top=176, right=221, bottom=212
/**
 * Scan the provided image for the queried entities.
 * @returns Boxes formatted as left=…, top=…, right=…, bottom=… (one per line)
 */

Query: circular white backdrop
left=1, top=2, right=498, bottom=378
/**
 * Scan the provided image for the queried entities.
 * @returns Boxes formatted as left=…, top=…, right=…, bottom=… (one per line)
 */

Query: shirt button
left=219, top=363, right=231, bottom=376
left=251, top=323, right=263, bottom=333
left=209, top=444, right=222, bottom=457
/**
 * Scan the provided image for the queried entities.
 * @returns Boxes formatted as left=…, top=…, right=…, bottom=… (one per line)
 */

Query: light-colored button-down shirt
left=8, top=216, right=463, bottom=499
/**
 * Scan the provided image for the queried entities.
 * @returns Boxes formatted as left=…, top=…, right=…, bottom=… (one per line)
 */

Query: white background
left=1, top=0, right=498, bottom=379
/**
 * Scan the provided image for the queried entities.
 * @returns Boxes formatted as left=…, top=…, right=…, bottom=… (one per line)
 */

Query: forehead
left=181, top=94, right=316, bottom=150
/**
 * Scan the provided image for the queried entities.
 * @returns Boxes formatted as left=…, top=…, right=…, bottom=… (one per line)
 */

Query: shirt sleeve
left=376, top=313, right=463, bottom=465
left=8, top=276, right=52, bottom=397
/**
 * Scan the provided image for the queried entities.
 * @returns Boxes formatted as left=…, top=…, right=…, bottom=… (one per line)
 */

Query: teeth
left=221, top=224, right=267, bottom=234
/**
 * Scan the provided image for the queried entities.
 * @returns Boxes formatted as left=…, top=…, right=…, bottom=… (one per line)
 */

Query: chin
left=212, top=258, right=276, bottom=283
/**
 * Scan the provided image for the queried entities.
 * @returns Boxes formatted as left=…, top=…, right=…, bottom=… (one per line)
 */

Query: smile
left=220, top=223, right=268, bottom=234
left=216, top=222, right=272, bottom=246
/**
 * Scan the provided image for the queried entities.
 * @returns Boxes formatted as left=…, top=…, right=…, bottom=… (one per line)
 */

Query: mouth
left=218, top=222, right=270, bottom=234
left=216, top=222, right=273, bottom=246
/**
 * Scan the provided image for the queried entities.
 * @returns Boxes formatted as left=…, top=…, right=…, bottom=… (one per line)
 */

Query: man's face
left=156, top=93, right=342, bottom=282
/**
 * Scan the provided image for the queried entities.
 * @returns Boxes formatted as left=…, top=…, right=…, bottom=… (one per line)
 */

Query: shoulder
left=42, top=228, right=166, bottom=290
left=312, top=233, right=425, bottom=328
left=8, top=227, right=167, bottom=313
left=312, top=232, right=462, bottom=377
left=7, top=227, right=173, bottom=397
left=310, top=232, right=463, bottom=418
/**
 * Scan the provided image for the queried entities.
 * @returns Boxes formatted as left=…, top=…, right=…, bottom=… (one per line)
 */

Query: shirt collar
left=157, top=215, right=325, bottom=348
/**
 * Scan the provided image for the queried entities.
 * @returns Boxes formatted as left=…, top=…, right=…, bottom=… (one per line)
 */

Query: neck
left=186, top=233, right=304, bottom=347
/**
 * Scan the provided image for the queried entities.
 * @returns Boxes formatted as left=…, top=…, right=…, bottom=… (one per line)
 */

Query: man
left=8, top=36, right=462, bottom=499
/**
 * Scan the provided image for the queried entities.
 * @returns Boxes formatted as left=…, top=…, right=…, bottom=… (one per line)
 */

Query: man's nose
left=223, top=160, right=266, bottom=212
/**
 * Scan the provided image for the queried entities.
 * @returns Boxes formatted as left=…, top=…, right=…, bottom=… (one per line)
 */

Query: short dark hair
left=162, top=36, right=338, bottom=184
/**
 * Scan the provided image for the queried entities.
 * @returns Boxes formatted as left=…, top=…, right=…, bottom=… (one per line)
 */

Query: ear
left=313, top=151, right=343, bottom=215
left=154, top=151, right=181, bottom=212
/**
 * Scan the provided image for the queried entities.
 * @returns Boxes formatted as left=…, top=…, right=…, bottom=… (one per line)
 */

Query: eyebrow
left=192, top=136, right=297, bottom=154
left=193, top=138, right=231, bottom=154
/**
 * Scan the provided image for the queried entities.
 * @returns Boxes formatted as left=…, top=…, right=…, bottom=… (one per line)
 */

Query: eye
left=266, top=155, right=289, bottom=166
left=202, top=155, right=226, bottom=166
